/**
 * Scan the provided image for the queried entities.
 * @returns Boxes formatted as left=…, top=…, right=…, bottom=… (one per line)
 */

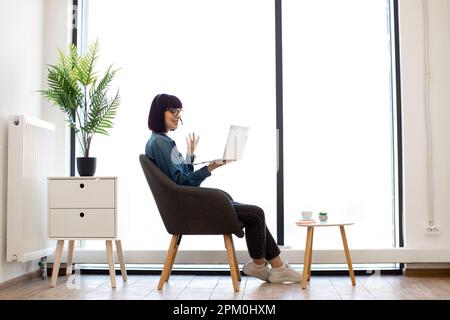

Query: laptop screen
left=222, top=125, right=250, bottom=160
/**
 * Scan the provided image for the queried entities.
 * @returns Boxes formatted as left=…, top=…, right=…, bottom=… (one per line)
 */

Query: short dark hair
left=148, top=93, right=183, bottom=132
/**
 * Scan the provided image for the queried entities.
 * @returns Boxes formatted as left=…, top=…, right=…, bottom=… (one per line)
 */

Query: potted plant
left=40, top=40, right=120, bottom=176
left=319, top=211, right=328, bottom=222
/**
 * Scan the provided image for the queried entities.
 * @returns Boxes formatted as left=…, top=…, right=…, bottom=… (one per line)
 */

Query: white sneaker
left=242, top=261, right=270, bottom=281
left=268, top=264, right=302, bottom=283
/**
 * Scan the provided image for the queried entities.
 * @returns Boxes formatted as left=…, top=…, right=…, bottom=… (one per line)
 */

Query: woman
left=145, top=93, right=301, bottom=283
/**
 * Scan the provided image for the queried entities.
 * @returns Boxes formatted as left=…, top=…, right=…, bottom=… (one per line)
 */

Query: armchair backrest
left=139, top=154, right=244, bottom=237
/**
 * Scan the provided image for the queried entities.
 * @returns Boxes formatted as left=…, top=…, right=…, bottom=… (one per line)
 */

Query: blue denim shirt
left=145, top=132, right=211, bottom=187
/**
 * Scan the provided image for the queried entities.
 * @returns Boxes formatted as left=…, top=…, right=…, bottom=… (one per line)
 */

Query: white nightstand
left=47, top=176, right=127, bottom=288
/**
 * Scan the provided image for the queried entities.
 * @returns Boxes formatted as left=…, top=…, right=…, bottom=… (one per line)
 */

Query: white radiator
left=7, top=115, right=56, bottom=262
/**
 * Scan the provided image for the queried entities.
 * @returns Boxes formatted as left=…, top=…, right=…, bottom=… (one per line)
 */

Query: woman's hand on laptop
left=186, top=132, right=200, bottom=156
left=207, top=160, right=235, bottom=172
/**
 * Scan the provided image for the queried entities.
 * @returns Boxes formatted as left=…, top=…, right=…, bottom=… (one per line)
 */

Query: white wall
left=399, top=0, right=450, bottom=250
left=0, top=0, right=70, bottom=284
left=41, top=0, right=72, bottom=177
left=0, top=0, right=45, bottom=284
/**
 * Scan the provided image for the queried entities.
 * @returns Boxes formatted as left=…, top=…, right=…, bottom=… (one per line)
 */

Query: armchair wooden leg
left=230, top=236, right=241, bottom=281
left=164, top=235, right=181, bottom=282
left=224, top=234, right=240, bottom=292
left=158, top=235, right=180, bottom=290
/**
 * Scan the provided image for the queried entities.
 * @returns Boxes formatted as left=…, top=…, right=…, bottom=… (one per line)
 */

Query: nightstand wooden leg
left=115, top=240, right=127, bottom=282
left=106, top=240, right=116, bottom=288
left=50, top=240, right=64, bottom=287
left=301, top=227, right=313, bottom=289
left=339, top=226, right=356, bottom=286
left=66, top=240, right=74, bottom=276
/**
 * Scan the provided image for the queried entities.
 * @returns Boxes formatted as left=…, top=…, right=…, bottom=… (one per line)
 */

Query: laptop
left=194, top=125, right=250, bottom=165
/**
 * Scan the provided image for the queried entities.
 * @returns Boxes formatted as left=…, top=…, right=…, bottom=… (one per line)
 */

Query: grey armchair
left=139, top=154, right=244, bottom=292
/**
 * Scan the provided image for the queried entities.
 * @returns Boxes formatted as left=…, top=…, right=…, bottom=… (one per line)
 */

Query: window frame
left=71, top=0, right=404, bottom=271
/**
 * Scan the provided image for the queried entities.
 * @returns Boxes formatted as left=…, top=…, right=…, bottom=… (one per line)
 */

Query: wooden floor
left=1, top=273, right=450, bottom=300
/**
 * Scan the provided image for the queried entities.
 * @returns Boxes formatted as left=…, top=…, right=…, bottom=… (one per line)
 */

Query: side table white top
left=296, top=221, right=354, bottom=227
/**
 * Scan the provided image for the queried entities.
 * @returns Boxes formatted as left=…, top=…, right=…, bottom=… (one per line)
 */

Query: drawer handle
left=80, top=212, right=85, bottom=217
left=80, top=183, right=85, bottom=188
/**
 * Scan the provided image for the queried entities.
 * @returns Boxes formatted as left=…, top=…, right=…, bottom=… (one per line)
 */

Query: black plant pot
left=76, top=157, right=97, bottom=176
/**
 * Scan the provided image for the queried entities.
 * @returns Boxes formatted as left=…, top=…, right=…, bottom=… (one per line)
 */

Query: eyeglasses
left=166, top=108, right=183, bottom=117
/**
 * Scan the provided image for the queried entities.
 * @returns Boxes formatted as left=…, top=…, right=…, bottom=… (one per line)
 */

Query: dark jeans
left=231, top=201, right=281, bottom=261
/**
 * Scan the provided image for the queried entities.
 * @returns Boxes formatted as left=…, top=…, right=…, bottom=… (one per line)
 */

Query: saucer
left=296, top=220, right=316, bottom=225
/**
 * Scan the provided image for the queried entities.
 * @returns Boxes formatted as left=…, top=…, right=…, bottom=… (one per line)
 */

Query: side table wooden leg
left=66, top=240, right=74, bottom=276
left=301, top=227, right=313, bottom=289
left=339, top=226, right=356, bottom=286
left=106, top=240, right=117, bottom=288
left=115, top=240, right=127, bottom=282
left=308, top=227, right=314, bottom=281
left=50, top=240, right=64, bottom=287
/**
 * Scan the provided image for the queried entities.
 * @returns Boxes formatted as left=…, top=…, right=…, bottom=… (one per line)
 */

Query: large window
left=79, top=0, right=398, bottom=256
left=82, top=0, right=276, bottom=250
left=283, top=0, right=396, bottom=249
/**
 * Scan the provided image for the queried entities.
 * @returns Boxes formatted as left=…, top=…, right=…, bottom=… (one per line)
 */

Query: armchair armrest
left=208, top=188, right=234, bottom=201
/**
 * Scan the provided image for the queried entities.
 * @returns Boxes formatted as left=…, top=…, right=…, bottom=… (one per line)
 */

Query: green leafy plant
left=40, top=39, right=120, bottom=157
left=319, top=212, right=328, bottom=215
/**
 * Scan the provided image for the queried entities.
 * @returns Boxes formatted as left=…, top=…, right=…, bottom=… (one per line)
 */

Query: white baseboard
left=46, top=247, right=450, bottom=264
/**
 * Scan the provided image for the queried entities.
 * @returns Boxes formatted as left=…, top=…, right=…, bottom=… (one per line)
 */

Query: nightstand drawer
left=49, top=209, right=115, bottom=238
left=49, top=179, right=115, bottom=208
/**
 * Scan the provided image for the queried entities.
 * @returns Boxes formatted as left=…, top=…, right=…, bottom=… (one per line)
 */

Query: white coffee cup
left=301, top=211, right=313, bottom=220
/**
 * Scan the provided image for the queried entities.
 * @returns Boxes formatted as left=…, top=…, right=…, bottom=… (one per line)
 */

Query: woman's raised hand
left=186, top=132, right=200, bottom=156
